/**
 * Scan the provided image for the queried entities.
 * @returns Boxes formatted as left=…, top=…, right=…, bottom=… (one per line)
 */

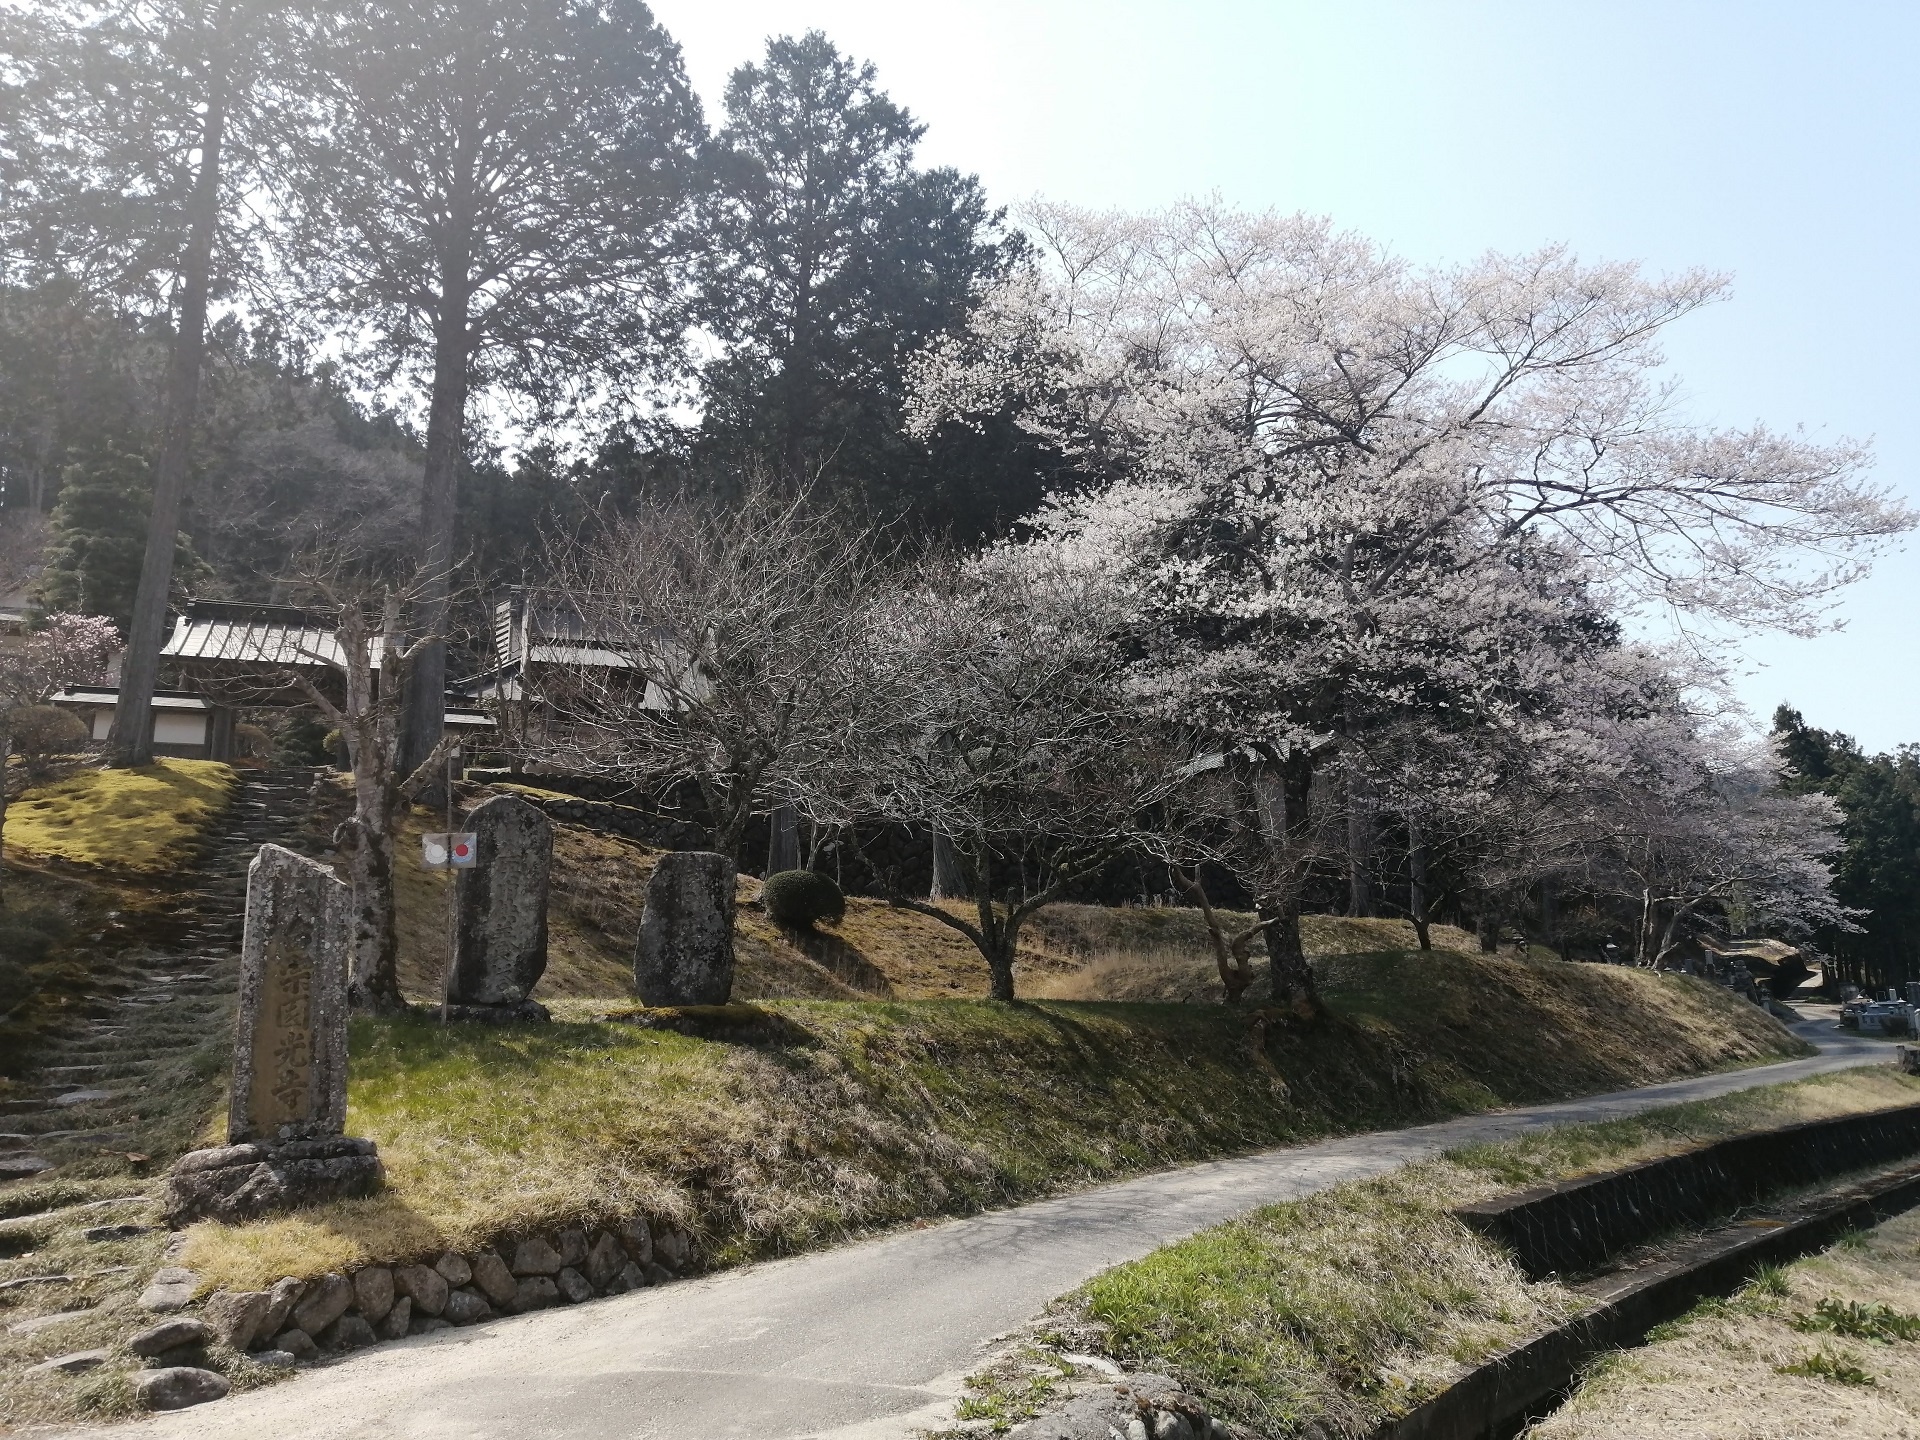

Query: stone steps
left=4, top=767, right=328, bottom=1186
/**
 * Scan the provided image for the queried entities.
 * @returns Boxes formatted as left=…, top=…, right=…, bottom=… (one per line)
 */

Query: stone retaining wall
left=179, top=1213, right=699, bottom=1365
left=1455, top=1100, right=1920, bottom=1279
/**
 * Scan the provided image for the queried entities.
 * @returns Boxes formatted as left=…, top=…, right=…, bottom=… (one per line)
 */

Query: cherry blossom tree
left=910, top=201, right=1904, bottom=1006
left=839, top=546, right=1199, bottom=1001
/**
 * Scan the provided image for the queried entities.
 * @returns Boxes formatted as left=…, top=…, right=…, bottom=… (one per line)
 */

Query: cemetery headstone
left=164, top=845, right=382, bottom=1226
left=444, top=794, right=553, bottom=1023
left=635, top=852, right=736, bottom=1006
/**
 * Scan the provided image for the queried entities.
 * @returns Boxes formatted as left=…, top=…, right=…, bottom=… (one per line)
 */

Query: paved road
left=92, top=1016, right=1888, bottom=1440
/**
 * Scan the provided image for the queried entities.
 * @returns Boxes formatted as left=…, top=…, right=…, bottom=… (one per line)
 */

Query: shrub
left=762, top=869, right=845, bottom=928
left=232, top=722, right=271, bottom=758
left=274, top=711, right=334, bottom=765
left=8, top=705, right=89, bottom=758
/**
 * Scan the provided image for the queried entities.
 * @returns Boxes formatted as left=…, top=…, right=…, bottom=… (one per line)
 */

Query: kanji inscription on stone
left=229, top=845, right=350, bottom=1144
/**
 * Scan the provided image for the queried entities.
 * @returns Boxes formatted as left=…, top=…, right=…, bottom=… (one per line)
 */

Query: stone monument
left=634, top=851, right=736, bottom=1006
left=165, top=845, right=382, bottom=1226
left=444, top=794, right=553, bottom=1023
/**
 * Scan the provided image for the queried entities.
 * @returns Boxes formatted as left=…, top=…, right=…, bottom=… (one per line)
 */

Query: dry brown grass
left=1534, top=1203, right=1920, bottom=1438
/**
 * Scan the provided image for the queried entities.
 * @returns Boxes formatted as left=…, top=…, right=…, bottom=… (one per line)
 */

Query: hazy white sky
left=651, top=0, right=1920, bottom=752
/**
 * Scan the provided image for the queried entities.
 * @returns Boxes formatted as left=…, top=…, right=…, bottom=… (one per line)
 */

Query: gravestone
left=634, top=852, right=736, bottom=1006
left=164, top=845, right=382, bottom=1226
left=445, top=795, right=553, bottom=1023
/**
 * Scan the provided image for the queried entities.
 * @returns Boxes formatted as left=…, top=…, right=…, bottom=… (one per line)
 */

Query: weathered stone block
left=320, top=1313, right=376, bottom=1351
left=129, top=1319, right=211, bottom=1357
left=442, top=1288, right=491, bottom=1325
left=616, top=1215, right=653, bottom=1264
left=377, top=1296, right=411, bottom=1340
left=510, top=1236, right=563, bottom=1277
left=291, top=1273, right=351, bottom=1337
left=393, top=1264, right=448, bottom=1317
left=204, top=1290, right=269, bottom=1352
left=27, top=1350, right=108, bottom=1375
left=555, top=1267, right=592, bottom=1304
left=511, top=1275, right=560, bottom=1312
left=351, top=1266, right=394, bottom=1324
left=448, top=796, right=553, bottom=1008
left=555, top=1227, right=587, bottom=1269
left=654, top=1225, right=693, bottom=1271
left=260, top=1276, right=304, bottom=1338
left=433, top=1252, right=471, bottom=1288
left=584, top=1232, right=625, bottom=1290
left=276, top=1327, right=318, bottom=1361
left=137, top=1267, right=199, bottom=1313
left=470, top=1249, right=518, bottom=1306
left=612, top=1262, right=648, bottom=1293
left=228, top=845, right=350, bottom=1144
left=634, top=852, right=736, bottom=1005
left=134, top=1366, right=229, bottom=1411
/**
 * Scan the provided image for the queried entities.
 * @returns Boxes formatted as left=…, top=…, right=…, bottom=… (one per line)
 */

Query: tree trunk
left=345, top=786, right=405, bottom=1013
left=0, top=723, right=12, bottom=906
left=1408, top=821, right=1432, bottom=951
left=1346, top=773, right=1373, bottom=917
left=1477, top=905, right=1500, bottom=953
left=110, top=19, right=233, bottom=768
left=398, top=294, right=473, bottom=780
left=1261, top=897, right=1317, bottom=1015
left=986, top=942, right=1016, bottom=1001
left=767, top=803, right=799, bottom=874
left=930, top=825, right=964, bottom=900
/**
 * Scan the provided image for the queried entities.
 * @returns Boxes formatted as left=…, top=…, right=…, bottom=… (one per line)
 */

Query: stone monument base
left=437, top=999, right=552, bottom=1025
left=165, top=1132, right=383, bottom=1227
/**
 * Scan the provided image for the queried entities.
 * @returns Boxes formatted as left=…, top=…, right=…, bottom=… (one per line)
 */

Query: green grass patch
left=1056, top=1068, right=1920, bottom=1438
left=4, top=759, right=236, bottom=871
left=181, top=963, right=1814, bottom=1294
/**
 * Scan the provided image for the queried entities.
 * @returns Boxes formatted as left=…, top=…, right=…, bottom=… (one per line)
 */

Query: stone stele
left=446, top=795, right=553, bottom=1013
left=164, top=844, right=381, bottom=1226
left=230, top=843, right=350, bottom=1143
left=634, top=851, right=736, bottom=1006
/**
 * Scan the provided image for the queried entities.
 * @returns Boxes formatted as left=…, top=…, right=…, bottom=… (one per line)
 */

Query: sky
left=650, top=0, right=1920, bottom=752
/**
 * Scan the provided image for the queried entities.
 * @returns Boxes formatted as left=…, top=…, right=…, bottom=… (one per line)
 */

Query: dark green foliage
left=273, top=711, right=334, bottom=766
left=761, top=868, right=846, bottom=928
left=34, top=451, right=207, bottom=627
left=1795, top=1297, right=1920, bottom=1342
left=1775, top=1350, right=1876, bottom=1385
left=1773, top=705, right=1920, bottom=990
left=8, top=704, right=87, bottom=756
left=688, top=31, right=1063, bottom=543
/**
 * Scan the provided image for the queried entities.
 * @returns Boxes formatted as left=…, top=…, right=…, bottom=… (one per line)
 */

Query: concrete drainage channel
left=1378, top=1100, right=1920, bottom=1440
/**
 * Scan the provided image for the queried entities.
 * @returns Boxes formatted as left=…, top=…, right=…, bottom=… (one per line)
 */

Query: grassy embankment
left=0, top=768, right=1819, bottom=1429
left=172, top=928, right=1809, bottom=1293
left=0, top=759, right=237, bottom=1074
left=1535, top=1199, right=1920, bottom=1438
left=945, top=1067, right=1920, bottom=1440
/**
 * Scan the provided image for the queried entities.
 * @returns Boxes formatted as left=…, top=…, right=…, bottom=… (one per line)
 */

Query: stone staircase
left=0, top=767, right=328, bottom=1185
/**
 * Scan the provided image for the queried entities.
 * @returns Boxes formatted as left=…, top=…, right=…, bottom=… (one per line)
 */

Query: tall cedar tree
left=273, top=0, right=704, bottom=775
left=1775, top=704, right=1920, bottom=989
left=2, top=0, right=268, bottom=765
left=696, top=32, right=1040, bottom=538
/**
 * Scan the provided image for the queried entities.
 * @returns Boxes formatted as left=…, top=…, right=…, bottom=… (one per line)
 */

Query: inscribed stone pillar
left=448, top=795, right=553, bottom=1007
left=228, top=844, right=350, bottom=1144
left=635, top=852, right=736, bottom=1006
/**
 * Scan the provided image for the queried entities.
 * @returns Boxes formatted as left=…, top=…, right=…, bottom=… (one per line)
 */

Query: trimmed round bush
left=232, top=722, right=271, bottom=758
left=761, top=869, right=845, bottom=929
left=9, top=705, right=88, bottom=757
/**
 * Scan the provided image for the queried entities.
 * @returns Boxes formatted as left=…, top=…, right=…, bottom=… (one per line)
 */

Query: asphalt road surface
left=84, top=1013, right=1887, bottom=1440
